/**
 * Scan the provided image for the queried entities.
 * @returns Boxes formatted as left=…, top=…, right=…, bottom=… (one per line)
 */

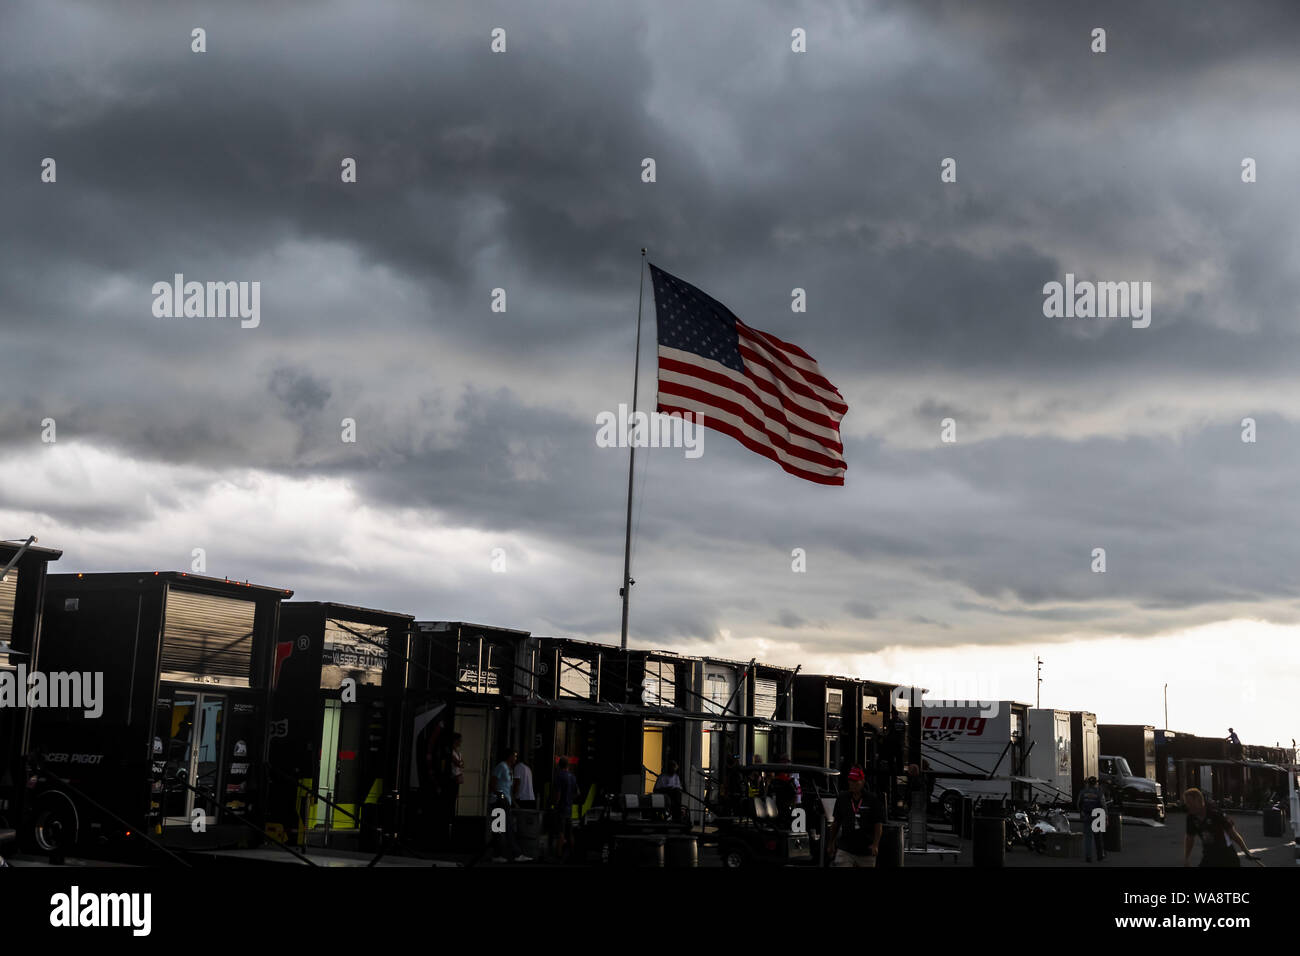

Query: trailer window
left=160, top=588, right=257, bottom=686
left=321, top=619, right=388, bottom=689
left=703, top=671, right=733, bottom=715
left=559, top=656, right=594, bottom=700
left=642, top=660, right=676, bottom=708
left=826, top=688, right=842, bottom=715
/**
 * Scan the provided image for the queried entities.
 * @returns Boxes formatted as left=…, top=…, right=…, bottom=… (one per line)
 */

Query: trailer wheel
left=31, top=790, right=79, bottom=853
left=720, top=843, right=751, bottom=869
left=939, top=790, right=961, bottom=823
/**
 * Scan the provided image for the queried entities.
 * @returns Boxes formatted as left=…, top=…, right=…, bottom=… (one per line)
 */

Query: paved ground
left=903, top=811, right=1297, bottom=868
left=7, top=811, right=1294, bottom=868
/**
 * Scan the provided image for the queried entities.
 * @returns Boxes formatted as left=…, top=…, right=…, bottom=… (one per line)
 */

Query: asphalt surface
left=6, top=811, right=1294, bottom=868
left=904, top=811, right=1297, bottom=868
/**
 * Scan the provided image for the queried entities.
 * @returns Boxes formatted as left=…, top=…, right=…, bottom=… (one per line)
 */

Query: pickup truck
left=1098, top=754, right=1164, bottom=821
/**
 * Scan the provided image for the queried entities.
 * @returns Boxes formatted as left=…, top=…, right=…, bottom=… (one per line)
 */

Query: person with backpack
left=1076, top=776, right=1108, bottom=862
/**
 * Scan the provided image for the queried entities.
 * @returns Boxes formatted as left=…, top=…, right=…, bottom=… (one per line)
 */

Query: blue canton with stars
left=649, top=264, right=745, bottom=373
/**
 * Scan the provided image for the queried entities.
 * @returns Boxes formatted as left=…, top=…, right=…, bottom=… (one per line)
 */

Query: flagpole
left=620, top=248, right=647, bottom=654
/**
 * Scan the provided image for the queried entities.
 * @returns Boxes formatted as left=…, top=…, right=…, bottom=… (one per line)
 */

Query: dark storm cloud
left=844, top=601, right=878, bottom=620
left=3, top=0, right=1300, bottom=656
left=269, top=366, right=331, bottom=417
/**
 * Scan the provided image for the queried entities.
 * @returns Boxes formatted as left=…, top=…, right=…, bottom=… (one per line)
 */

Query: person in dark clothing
left=1225, top=728, right=1243, bottom=760
left=879, top=710, right=906, bottom=806
left=723, top=754, right=746, bottom=815
left=1076, top=776, right=1108, bottom=862
left=653, top=759, right=684, bottom=822
left=1183, top=788, right=1255, bottom=867
left=769, top=765, right=798, bottom=820
left=550, top=757, right=580, bottom=861
left=828, top=767, right=883, bottom=867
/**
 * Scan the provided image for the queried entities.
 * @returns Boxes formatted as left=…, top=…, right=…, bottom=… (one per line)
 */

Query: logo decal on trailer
left=272, top=641, right=294, bottom=689
left=922, top=716, right=989, bottom=741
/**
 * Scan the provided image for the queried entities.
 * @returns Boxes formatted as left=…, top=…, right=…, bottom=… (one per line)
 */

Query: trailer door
left=160, top=588, right=257, bottom=686
left=161, top=691, right=226, bottom=825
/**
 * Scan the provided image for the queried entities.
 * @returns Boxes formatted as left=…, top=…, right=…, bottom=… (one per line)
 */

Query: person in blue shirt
left=489, top=748, right=530, bottom=862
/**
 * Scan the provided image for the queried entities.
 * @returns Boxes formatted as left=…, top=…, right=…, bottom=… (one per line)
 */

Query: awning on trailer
left=1177, top=758, right=1288, bottom=770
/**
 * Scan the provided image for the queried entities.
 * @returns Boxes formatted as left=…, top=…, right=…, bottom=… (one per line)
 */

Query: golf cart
left=709, top=763, right=840, bottom=867
left=576, top=791, right=694, bottom=865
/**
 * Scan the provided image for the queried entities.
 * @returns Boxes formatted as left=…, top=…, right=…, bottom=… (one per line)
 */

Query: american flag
left=649, top=264, right=848, bottom=485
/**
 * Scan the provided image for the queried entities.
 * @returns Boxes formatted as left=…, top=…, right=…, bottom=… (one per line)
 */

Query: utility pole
left=1164, top=683, right=1168, bottom=730
left=1035, top=656, right=1043, bottom=709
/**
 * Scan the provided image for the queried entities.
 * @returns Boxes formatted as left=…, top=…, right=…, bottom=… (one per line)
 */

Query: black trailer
left=0, top=539, right=62, bottom=832
left=526, top=637, right=625, bottom=808
left=1098, top=723, right=1164, bottom=819
left=791, top=673, right=863, bottom=773
left=748, top=662, right=799, bottom=766
left=1098, top=723, right=1158, bottom=780
left=267, top=602, right=413, bottom=850
left=603, top=647, right=699, bottom=795
left=25, top=571, right=291, bottom=858
left=403, top=621, right=532, bottom=850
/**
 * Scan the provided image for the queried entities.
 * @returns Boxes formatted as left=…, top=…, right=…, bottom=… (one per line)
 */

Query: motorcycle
left=1006, top=802, right=1070, bottom=853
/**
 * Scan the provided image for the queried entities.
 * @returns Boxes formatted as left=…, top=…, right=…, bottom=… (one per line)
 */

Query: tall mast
left=620, top=249, right=647, bottom=653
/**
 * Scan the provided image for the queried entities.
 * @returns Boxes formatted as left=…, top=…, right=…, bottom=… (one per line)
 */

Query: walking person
left=879, top=710, right=906, bottom=808
left=489, top=747, right=531, bottom=863
left=444, top=732, right=464, bottom=846
left=550, top=757, right=580, bottom=862
left=514, top=755, right=536, bottom=809
left=1076, top=775, right=1108, bottom=862
left=828, top=767, right=883, bottom=867
left=1183, top=788, right=1256, bottom=867
left=723, top=754, right=745, bottom=815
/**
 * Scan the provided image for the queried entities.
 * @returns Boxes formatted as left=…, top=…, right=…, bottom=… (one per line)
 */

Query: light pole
left=1036, top=656, right=1043, bottom=709
left=1163, top=683, right=1168, bottom=730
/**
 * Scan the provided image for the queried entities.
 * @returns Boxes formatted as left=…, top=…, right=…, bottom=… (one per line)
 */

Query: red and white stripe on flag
left=657, top=319, right=848, bottom=485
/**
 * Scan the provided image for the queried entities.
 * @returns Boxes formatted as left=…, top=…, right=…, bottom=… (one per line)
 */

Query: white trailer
left=921, top=701, right=1029, bottom=818
left=1025, top=708, right=1073, bottom=805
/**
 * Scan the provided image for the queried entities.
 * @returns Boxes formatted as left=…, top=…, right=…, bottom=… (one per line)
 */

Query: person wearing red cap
left=828, top=766, right=883, bottom=867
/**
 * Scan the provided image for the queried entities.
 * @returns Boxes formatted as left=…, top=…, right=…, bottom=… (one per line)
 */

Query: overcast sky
left=3, top=0, right=1299, bottom=745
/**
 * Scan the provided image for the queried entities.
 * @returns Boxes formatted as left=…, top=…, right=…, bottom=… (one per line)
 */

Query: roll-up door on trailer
left=0, top=568, right=17, bottom=656
left=161, top=588, right=257, bottom=686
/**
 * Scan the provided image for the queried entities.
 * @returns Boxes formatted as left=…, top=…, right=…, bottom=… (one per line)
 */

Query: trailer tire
left=720, top=842, right=751, bottom=869
left=31, top=790, right=79, bottom=854
left=939, top=790, right=962, bottom=823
